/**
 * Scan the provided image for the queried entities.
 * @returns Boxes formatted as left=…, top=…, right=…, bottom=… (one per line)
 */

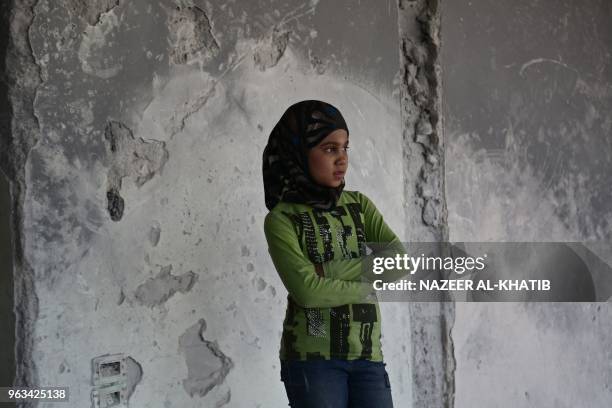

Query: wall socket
left=91, top=354, right=128, bottom=408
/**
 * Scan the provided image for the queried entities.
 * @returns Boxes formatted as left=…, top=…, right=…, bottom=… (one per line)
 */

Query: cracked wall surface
left=443, top=1, right=612, bottom=407
left=3, top=0, right=43, bottom=397
left=2, top=0, right=441, bottom=407
left=398, top=1, right=455, bottom=407
left=4, top=0, right=610, bottom=406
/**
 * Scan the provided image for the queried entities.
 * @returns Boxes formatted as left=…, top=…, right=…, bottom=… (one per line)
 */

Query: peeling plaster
left=253, top=26, right=291, bottom=71
left=398, top=1, right=455, bottom=407
left=77, top=8, right=123, bottom=79
left=5, top=0, right=44, bottom=396
left=309, top=51, right=327, bottom=75
left=66, top=0, right=120, bottom=26
left=134, top=265, right=198, bottom=307
left=167, top=4, right=220, bottom=65
left=104, top=120, right=169, bottom=221
left=179, top=319, right=234, bottom=398
left=399, top=0, right=446, bottom=236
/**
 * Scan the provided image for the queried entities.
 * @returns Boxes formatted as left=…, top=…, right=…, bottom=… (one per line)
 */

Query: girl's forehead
left=318, top=129, right=349, bottom=144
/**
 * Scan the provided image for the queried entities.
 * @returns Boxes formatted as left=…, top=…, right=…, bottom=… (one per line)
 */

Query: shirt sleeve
left=322, top=192, right=409, bottom=283
left=264, top=210, right=375, bottom=308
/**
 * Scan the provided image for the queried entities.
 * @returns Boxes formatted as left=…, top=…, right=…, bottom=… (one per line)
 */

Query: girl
left=263, top=100, right=402, bottom=407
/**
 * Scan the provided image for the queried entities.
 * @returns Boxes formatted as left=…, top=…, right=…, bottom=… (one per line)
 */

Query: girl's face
left=307, top=129, right=349, bottom=188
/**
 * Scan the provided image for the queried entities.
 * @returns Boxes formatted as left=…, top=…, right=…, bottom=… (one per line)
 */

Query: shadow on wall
left=0, top=171, right=16, bottom=393
left=446, top=131, right=612, bottom=301
left=0, top=0, right=16, bottom=395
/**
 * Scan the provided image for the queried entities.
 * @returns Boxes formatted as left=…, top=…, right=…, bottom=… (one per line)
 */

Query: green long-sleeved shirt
left=264, top=190, right=405, bottom=361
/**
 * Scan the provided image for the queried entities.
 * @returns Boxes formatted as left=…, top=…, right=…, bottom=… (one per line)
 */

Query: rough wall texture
left=443, top=0, right=612, bottom=407
left=2, top=0, right=449, bottom=407
left=398, top=1, right=455, bottom=407
left=0, top=0, right=16, bottom=393
left=3, top=0, right=42, bottom=399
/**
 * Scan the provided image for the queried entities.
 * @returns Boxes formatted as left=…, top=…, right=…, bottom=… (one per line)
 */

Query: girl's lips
left=333, top=171, right=345, bottom=179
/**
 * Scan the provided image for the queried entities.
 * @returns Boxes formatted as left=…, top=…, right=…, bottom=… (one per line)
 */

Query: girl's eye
left=323, top=147, right=349, bottom=154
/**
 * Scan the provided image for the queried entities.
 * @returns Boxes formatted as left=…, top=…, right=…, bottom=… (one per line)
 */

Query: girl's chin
left=315, top=177, right=344, bottom=188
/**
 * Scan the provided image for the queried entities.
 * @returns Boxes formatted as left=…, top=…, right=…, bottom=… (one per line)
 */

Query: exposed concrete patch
left=309, top=51, right=326, bottom=75
left=134, top=265, right=198, bottom=307
left=77, top=8, right=123, bottom=79
left=253, top=26, right=290, bottom=71
left=104, top=120, right=169, bottom=221
left=167, top=4, right=220, bottom=65
left=179, top=319, right=234, bottom=398
left=66, top=0, right=120, bottom=26
left=399, top=0, right=447, bottom=236
left=4, top=0, right=43, bottom=396
left=398, top=1, right=454, bottom=407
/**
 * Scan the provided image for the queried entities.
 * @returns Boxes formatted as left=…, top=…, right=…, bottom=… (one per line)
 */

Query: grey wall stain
left=443, top=1, right=612, bottom=407
left=444, top=0, right=612, bottom=242
left=148, top=221, right=161, bottom=246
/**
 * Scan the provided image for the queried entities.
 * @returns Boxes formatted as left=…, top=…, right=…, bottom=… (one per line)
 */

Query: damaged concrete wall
left=398, top=1, right=455, bottom=407
left=443, top=0, right=612, bottom=406
left=0, top=0, right=16, bottom=392
left=1, top=0, right=441, bottom=406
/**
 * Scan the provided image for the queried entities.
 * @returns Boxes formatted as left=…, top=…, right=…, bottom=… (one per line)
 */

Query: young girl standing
left=263, top=100, right=402, bottom=407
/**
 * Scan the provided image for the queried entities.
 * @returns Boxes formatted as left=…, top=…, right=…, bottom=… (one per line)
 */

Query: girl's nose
left=336, top=155, right=347, bottom=165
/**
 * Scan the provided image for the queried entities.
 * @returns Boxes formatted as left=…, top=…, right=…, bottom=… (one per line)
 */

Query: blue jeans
left=280, top=359, right=394, bottom=408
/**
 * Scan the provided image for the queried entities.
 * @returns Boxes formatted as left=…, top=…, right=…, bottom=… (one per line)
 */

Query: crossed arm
left=264, top=193, right=407, bottom=308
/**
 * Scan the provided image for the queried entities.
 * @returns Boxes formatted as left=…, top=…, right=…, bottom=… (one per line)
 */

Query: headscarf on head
left=262, top=100, right=349, bottom=211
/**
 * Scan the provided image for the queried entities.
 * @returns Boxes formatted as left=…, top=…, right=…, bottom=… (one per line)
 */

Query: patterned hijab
left=262, top=100, right=349, bottom=211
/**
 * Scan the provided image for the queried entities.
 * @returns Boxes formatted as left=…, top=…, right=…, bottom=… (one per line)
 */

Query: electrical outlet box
left=93, top=354, right=127, bottom=386
left=92, top=382, right=127, bottom=408
left=91, top=353, right=128, bottom=408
